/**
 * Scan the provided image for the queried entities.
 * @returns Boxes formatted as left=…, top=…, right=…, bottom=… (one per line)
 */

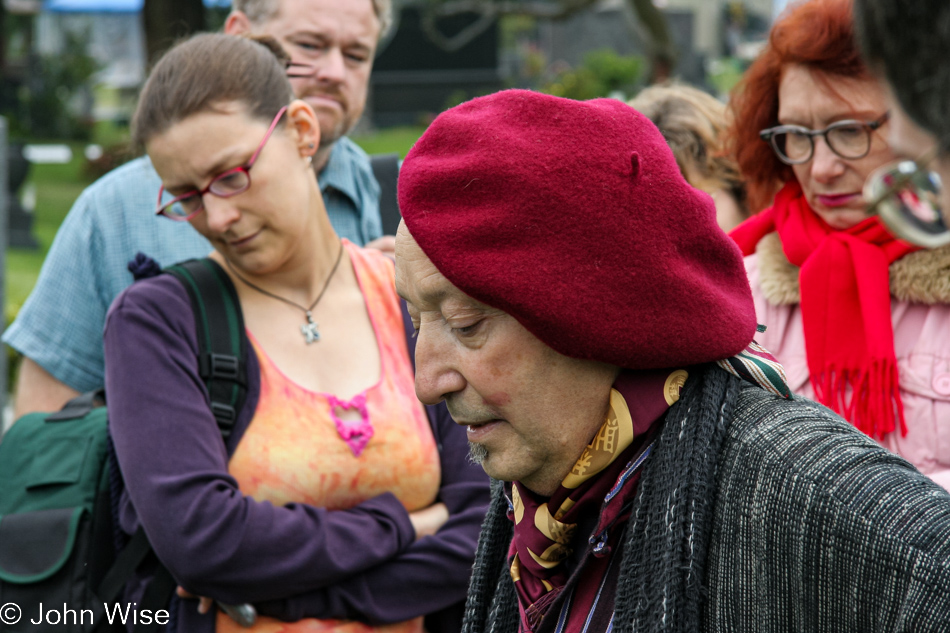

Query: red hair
left=727, top=0, right=872, bottom=212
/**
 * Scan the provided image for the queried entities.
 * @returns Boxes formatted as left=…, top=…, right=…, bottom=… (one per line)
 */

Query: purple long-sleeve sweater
left=103, top=272, right=490, bottom=633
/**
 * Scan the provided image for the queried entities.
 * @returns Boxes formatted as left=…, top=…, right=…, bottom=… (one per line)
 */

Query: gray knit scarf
left=461, top=364, right=740, bottom=633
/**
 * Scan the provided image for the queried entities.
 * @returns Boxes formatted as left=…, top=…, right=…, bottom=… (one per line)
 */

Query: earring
left=309, top=143, right=315, bottom=149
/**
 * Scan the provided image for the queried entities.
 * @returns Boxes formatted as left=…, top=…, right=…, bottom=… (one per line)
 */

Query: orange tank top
left=217, top=242, right=440, bottom=633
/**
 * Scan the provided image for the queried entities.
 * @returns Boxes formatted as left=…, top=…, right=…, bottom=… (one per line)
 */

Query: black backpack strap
left=94, top=526, right=178, bottom=633
left=136, top=565, right=178, bottom=633
left=96, top=259, right=250, bottom=631
left=370, top=152, right=401, bottom=235
left=165, top=258, right=248, bottom=439
left=97, top=527, right=153, bottom=603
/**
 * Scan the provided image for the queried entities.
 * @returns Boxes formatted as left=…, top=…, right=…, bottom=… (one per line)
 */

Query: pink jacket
left=746, top=233, right=950, bottom=490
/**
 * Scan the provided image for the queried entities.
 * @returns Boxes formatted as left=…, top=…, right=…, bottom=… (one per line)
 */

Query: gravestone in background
left=6, top=144, right=37, bottom=250
left=370, top=7, right=503, bottom=127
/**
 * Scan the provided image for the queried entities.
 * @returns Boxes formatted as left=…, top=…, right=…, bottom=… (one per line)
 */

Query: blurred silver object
left=865, top=150, right=950, bottom=248
left=218, top=603, right=257, bottom=628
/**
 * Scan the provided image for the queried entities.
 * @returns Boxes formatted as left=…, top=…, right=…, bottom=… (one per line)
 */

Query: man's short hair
left=232, top=0, right=393, bottom=39
left=855, top=0, right=950, bottom=155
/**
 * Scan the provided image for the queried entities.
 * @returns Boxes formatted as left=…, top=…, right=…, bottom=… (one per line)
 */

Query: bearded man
left=394, top=89, right=950, bottom=633
left=5, top=0, right=395, bottom=417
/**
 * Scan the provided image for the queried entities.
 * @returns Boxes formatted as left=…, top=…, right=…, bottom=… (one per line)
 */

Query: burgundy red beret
left=398, top=89, right=756, bottom=369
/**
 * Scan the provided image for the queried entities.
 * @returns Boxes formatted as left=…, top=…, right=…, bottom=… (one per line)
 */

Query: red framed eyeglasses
left=155, top=105, right=289, bottom=221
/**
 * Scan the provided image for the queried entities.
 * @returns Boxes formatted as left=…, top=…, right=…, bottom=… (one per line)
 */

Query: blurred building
left=31, top=0, right=228, bottom=121
left=649, top=0, right=777, bottom=59
left=36, top=0, right=146, bottom=91
left=8, top=0, right=785, bottom=128
left=522, top=0, right=776, bottom=97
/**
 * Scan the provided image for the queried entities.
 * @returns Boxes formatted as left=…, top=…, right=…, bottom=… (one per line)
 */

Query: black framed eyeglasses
left=155, top=106, right=288, bottom=221
left=759, top=112, right=890, bottom=165
left=863, top=148, right=949, bottom=247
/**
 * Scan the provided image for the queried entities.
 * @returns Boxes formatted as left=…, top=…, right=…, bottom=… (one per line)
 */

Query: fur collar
left=755, top=232, right=950, bottom=305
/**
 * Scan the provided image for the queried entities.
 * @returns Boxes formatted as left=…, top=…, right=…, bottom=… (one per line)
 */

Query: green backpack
left=0, top=259, right=248, bottom=633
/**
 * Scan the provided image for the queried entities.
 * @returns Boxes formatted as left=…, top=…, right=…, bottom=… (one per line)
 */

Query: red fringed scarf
left=730, top=182, right=918, bottom=438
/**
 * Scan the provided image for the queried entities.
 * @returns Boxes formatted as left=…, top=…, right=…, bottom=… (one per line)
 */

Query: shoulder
left=750, top=232, right=950, bottom=306
left=720, top=385, right=950, bottom=555
left=347, top=242, right=402, bottom=327
left=725, top=386, right=909, bottom=478
left=73, top=156, right=160, bottom=209
left=44, top=157, right=157, bottom=241
left=749, top=231, right=800, bottom=306
left=105, top=272, right=193, bottom=337
left=332, top=137, right=374, bottom=179
left=349, top=240, right=394, bottom=274
left=56, top=155, right=182, bottom=254
left=726, top=386, right=875, bottom=456
left=347, top=242, right=397, bottom=303
left=322, top=138, right=380, bottom=207
left=335, top=136, right=372, bottom=163
left=890, top=244, right=950, bottom=304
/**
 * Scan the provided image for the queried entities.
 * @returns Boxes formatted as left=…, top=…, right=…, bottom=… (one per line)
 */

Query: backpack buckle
left=199, top=353, right=240, bottom=382
left=210, top=402, right=236, bottom=437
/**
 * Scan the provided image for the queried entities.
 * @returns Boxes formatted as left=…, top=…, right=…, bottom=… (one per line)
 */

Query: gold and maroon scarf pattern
left=507, top=370, right=683, bottom=630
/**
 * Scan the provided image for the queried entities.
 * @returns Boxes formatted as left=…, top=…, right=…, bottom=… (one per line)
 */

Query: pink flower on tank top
left=327, top=392, right=374, bottom=457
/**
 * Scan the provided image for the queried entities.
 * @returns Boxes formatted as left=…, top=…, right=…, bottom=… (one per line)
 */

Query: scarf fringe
left=811, top=359, right=907, bottom=440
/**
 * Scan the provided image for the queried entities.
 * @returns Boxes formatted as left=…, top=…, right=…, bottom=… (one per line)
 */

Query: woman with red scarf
left=727, top=0, right=950, bottom=490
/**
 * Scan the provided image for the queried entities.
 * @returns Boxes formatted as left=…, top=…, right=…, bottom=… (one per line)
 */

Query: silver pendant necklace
left=225, top=242, right=344, bottom=344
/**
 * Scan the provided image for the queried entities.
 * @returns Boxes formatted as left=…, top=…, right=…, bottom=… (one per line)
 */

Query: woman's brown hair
left=726, top=0, right=873, bottom=212
left=131, top=33, right=293, bottom=148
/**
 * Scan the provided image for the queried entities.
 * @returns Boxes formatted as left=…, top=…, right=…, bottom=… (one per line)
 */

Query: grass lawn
left=6, top=151, right=89, bottom=319
left=4, top=126, right=426, bottom=321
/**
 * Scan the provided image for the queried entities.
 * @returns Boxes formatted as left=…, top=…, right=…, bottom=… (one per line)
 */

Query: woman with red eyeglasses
left=102, top=33, right=488, bottom=633
left=727, top=0, right=950, bottom=489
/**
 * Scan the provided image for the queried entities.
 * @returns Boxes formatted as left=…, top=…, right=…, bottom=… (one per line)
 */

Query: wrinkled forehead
left=264, top=0, right=381, bottom=38
left=395, top=223, right=503, bottom=320
left=394, top=223, right=447, bottom=306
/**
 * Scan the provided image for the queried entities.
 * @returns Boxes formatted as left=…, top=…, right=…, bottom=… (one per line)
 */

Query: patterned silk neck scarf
left=508, top=370, right=681, bottom=630
left=506, top=352, right=792, bottom=632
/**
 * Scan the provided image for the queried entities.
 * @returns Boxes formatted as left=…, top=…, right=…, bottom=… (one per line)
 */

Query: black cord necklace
left=225, top=242, right=345, bottom=344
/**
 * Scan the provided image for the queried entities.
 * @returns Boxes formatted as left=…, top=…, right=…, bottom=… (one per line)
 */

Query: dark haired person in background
left=854, top=0, right=950, bottom=243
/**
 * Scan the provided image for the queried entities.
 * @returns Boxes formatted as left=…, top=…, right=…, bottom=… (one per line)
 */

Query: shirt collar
left=317, top=138, right=361, bottom=207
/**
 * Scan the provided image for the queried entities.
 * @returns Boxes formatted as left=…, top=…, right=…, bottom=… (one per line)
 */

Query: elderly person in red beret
left=394, top=89, right=950, bottom=633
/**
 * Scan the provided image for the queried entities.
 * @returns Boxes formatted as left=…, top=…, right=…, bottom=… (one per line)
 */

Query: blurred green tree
left=22, top=30, right=100, bottom=139
left=541, top=49, right=642, bottom=100
left=143, top=0, right=206, bottom=64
